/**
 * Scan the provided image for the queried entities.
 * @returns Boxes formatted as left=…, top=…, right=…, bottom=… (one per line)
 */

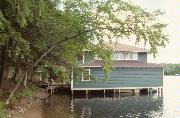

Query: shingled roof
left=80, top=60, right=162, bottom=68
left=105, top=42, right=149, bottom=52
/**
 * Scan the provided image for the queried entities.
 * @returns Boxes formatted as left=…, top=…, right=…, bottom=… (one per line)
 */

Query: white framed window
left=82, top=69, right=91, bottom=81
left=112, top=51, right=120, bottom=60
left=129, top=52, right=133, bottom=59
left=112, top=52, right=138, bottom=60
left=114, top=51, right=119, bottom=60
left=124, top=52, right=129, bottom=60
left=133, top=53, right=138, bottom=60
left=119, top=52, right=124, bottom=60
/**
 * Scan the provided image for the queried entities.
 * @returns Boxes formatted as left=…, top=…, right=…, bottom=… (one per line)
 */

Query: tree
left=0, top=0, right=168, bottom=104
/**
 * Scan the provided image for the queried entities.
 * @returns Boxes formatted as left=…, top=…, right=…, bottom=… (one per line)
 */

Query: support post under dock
left=134, top=89, right=140, bottom=95
left=72, top=90, right=74, bottom=95
left=104, top=90, right=106, bottom=98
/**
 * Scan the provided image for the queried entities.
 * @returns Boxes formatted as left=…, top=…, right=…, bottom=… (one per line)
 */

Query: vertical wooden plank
left=72, top=90, right=74, bottom=95
left=104, top=90, right=105, bottom=98
left=114, top=90, right=115, bottom=98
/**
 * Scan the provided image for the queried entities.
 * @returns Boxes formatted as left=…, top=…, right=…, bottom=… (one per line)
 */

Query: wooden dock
left=71, top=87, right=163, bottom=98
left=37, top=82, right=70, bottom=94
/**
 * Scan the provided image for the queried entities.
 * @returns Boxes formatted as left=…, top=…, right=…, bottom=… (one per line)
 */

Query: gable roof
left=105, top=42, right=149, bottom=52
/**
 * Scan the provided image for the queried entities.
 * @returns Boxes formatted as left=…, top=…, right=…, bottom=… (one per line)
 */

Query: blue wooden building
left=71, top=43, right=163, bottom=92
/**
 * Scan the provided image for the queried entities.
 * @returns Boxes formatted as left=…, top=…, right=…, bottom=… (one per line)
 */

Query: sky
left=127, top=0, right=180, bottom=63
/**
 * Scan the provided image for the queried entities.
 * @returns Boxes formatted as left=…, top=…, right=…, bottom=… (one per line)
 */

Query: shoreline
left=6, top=88, right=49, bottom=118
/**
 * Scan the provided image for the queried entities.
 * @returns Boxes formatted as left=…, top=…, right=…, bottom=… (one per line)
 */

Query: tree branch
left=5, top=30, right=90, bottom=105
left=33, top=30, right=89, bottom=67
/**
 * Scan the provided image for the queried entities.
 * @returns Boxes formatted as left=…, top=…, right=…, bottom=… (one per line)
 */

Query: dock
left=71, top=87, right=163, bottom=98
left=37, top=82, right=70, bottom=94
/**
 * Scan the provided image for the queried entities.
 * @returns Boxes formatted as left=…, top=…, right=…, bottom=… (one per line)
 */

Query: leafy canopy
left=0, top=0, right=168, bottom=78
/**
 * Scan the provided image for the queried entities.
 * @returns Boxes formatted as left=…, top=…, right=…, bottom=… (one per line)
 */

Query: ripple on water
left=17, top=76, right=180, bottom=118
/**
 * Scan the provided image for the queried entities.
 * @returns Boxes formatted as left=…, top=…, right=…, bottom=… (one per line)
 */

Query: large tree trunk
left=12, top=66, right=19, bottom=82
left=5, top=71, right=26, bottom=105
left=23, top=71, right=28, bottom=88
left=5, top=32, right=86, bottom=104
left=0, top=43, right=8, bottom=88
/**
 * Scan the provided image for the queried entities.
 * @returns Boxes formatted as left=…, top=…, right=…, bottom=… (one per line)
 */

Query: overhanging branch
left=33, top=30, right=90, bottom=67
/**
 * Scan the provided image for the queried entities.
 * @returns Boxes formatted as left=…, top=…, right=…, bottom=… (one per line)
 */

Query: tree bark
left=5, top=70, right=26, bottom=105
left=23, top=71, right=28, bottom=88
left=0, top=43, right=8, bottom=88
left=12, top=66, right=19, bottom=82
left=5, top=31, right=87, bottom=104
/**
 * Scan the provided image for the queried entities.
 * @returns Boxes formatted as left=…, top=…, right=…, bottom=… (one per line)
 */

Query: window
left=112, top=52, right=138, bottom=60
left=120, top=52, right=125, bottom=60
left=124, top=52, right=129, bottom=60
left=82, top=69, right=91, bottom=81
left=132, top=53, right=138, bottom=60
left=114, top=52, right=119, bottom=60
left=129, top=52, right=133, bottom=59
left=112, top=51, right=119, bottom=60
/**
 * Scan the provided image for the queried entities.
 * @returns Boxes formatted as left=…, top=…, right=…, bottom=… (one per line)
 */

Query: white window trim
left=82, top=69, right=91, bottom=81
left=112, top=52, right=138, bottom=60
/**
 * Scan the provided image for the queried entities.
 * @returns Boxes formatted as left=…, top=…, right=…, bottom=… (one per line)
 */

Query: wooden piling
left=86, top=90, right=88, bottom=95
left=104, top=90, right=105, bottom=98
left=113, top=90, right=115, bottom=98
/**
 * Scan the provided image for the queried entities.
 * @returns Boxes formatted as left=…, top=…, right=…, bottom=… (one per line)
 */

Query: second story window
left=129, top=53, right=133, bottom=59
left=114, top=52, right=119, bottom=60
left=112, top=52, right=138, bottom=60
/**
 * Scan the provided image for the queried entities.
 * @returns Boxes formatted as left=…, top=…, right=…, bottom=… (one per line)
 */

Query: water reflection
left=42, top=95, right=71, bottom=118
left=71, top=95, right=162, bottom=118
left=41, top=91, right=164, bottom=117
left=20, top=76, right=180, bottom=118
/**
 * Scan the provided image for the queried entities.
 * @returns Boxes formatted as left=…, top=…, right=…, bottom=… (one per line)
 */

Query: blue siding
left=138, top=52, right=147, bottom=63
left=73, top=67, right=163, bottom=89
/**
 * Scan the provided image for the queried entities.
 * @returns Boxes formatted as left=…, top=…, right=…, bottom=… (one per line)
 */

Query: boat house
left=71, top=43, right=163, bottom=93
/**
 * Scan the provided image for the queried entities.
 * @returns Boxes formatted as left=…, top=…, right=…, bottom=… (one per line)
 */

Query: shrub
left=0, top=101, right=6, bottom=118
left=0, top=90, right=3, bottom=97
left=0, top=111, right=6, bottom=118
left=10, top=87, right=33, bottom=103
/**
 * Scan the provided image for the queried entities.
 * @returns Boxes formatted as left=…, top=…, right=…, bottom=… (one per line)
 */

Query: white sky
left=128, top=0, right=180, bottom=63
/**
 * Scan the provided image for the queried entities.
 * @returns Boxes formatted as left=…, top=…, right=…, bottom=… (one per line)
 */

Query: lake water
left=17, top=76, right=180, bottom=118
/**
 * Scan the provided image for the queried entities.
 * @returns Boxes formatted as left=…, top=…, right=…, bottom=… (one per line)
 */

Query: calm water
left=18, top=76, right=180, bottom=118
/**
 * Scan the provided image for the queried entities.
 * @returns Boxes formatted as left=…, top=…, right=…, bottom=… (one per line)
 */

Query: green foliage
left=10, top=87, right=33, bottom=103
left=0, top=101, right=6, bottom=118
left=20, top=87, right=33, bottom=97
left=91, top=44, right=112, bottom=79
left=10, top=95, right=17, bottom=103
left=0, top=90, right=3, bottom=97
left=0, top=111, right=6, bottom=118
left=163, top=63, right=180, bottom=75
left=44, top=63, right=70, bottom=82
left=0, top=0, right=168, bottom=83
left=0, top=101, right=5, bottom=110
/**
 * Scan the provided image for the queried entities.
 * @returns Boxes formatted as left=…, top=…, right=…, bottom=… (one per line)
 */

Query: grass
left=10, top=85, right=37, bottom=104
left=0, top=101, right=6, bottom=118
left=0, top=85, right=39, bottom=117
left=0, top=90, right=6, bottom=118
